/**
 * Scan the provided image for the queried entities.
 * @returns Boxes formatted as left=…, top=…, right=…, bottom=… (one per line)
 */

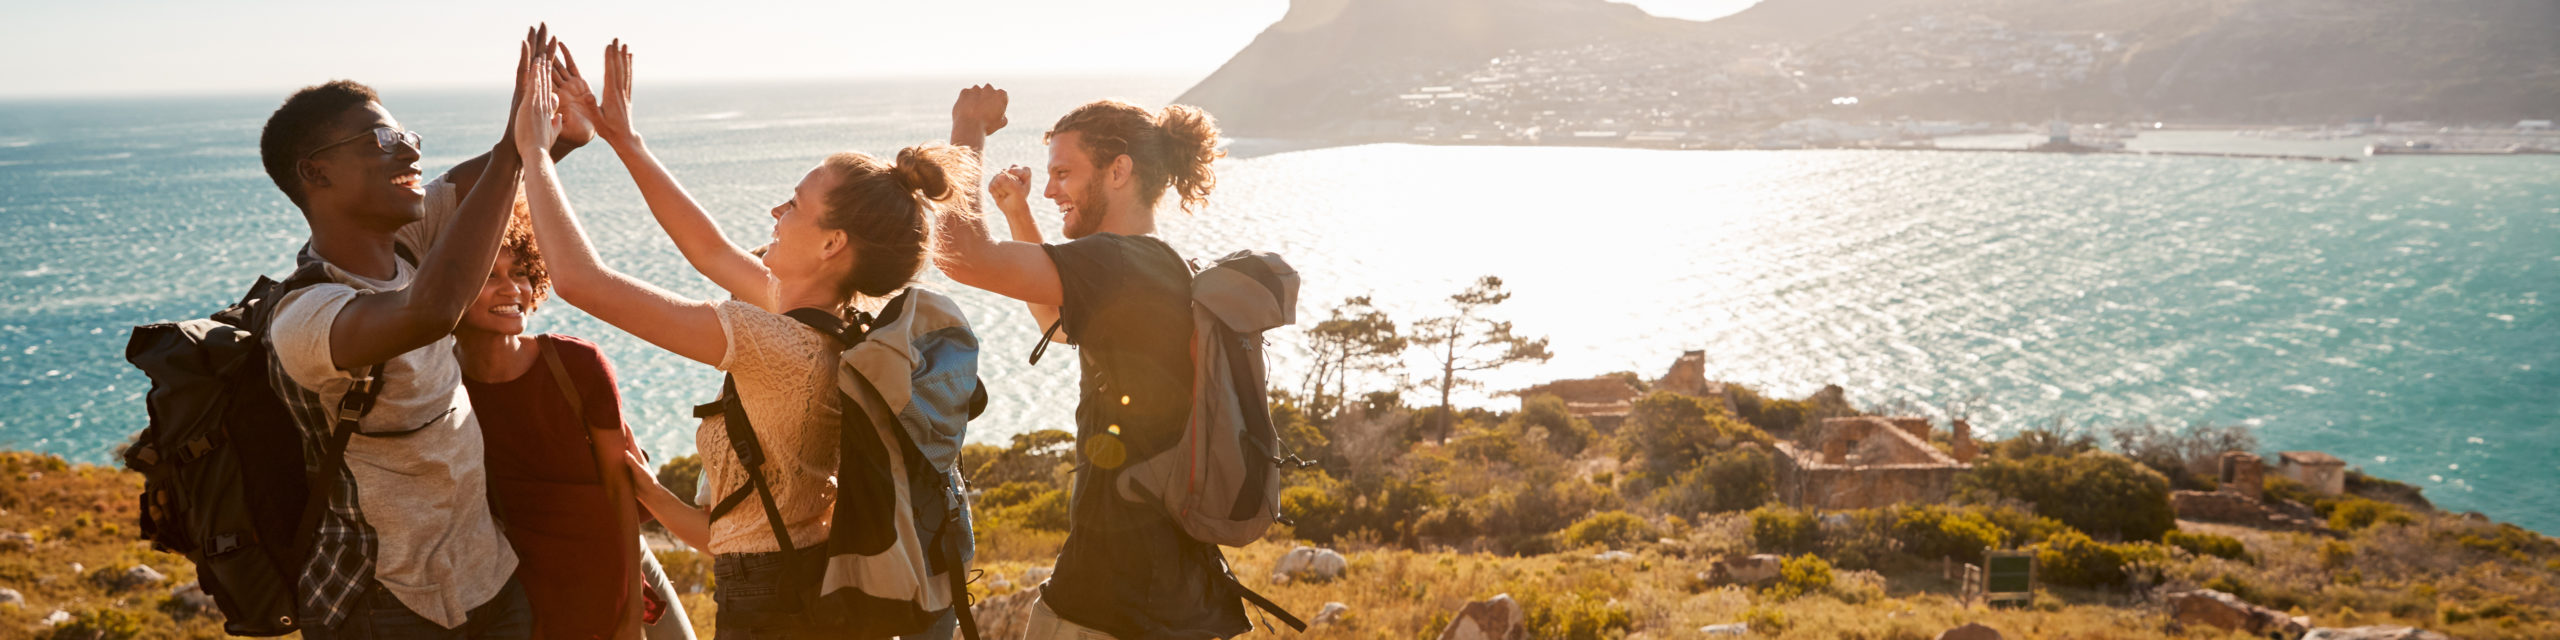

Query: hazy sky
left=0, top=0, right=1759, bottom=98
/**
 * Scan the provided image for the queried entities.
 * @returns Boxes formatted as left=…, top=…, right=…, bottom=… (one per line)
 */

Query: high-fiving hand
left=580, top=40, right=638, bottom=146
left=513, top=39, right=561, bottom=162
left=500, top=24, right=553, bottom=153
left=546, top=41, right=598, bottom=151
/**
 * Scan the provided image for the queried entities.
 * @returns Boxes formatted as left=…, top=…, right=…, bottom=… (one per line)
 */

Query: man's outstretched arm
left=324, top=29, right=547, bottom=369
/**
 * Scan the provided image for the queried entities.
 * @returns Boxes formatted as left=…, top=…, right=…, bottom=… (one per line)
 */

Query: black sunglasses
left=304, top=126, right=423, bottom=162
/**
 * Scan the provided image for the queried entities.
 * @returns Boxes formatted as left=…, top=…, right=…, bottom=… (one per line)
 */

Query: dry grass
left=10, top=451, right=2554, bottom=639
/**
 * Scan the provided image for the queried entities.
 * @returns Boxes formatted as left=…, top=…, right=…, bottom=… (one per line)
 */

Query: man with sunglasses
left=255, top=26, right=584, bottom=640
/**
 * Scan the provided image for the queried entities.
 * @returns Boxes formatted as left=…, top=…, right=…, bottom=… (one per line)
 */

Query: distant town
left=1331, top=27, right=2560, bottom=155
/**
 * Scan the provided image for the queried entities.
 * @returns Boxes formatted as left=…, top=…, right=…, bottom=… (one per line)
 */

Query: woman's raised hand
left=512, top=40, right=561, bottom=163
left=547, top=41, right=599, bottom=151
left=592, top=39, right=639, bottom=146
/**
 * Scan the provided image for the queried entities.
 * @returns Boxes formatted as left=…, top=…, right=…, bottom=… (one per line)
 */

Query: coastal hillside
left=1179, top=0, right=2560, bottom=139
left=15, top=375, right=2556, bottom=638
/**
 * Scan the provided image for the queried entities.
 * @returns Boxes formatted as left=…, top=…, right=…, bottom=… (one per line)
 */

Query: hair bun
left=891, top=146, right=954, bottom=200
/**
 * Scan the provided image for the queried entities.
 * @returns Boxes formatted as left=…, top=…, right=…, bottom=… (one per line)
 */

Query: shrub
left=1511, top=395, right=1598, bottom=456
left=1560, top=510, right=1655, bottom=550
left=1986, top=428, right=2097, bottom=460
left=1280, top=482, right=1349, bottom=542
left=1739, top=606, right=1789, bottom=633
left=655, top=454, right=702, bottom=507
left=1651, top=446, right=1775, bottom=516
left=2319, top=539, right=2355, bottom=569
left=1891, top=504, right=2008, bottom=564
left=1765, top=553, right=1836, bottom=599
left=1616, top=391, right=1773, bottom=479
left=984, top=487, right=1070, bottom=532
left=1750, top=505, right=1819, bottom=555
left=45, top=608, right=146, bottom=640
left=654, top=548, right=715, bottom=595
left=965, top=429, right=1075, bottom=490
left=2165, top=530, right=2252, bottom=563
left=2328, top=497, right=2416, bottom=531
left=1524, top=590, right=1635, bottom=640
left=1727, top=384, right=1815, bottom=436
left=1958, top=451, right=2175, bottom=541
left=2035, top=530, right=2164, bottom=588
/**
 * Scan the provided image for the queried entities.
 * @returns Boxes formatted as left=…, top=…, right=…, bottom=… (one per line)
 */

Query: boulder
left=1593, top=550, right=1636, bottom=562
left=1271, top=546, right=1348, bottom=584
left=0, top=587, right=20, bottom=607
left=41, top=609, right=70, bottom=626
left=1312, top=602, right=1350, bottom=626
left=1435, top=593, right=1526, bottom=640
left=968, top=587, right=1041, bottom=640
left=97, top=564, right=167, bottom=591
left=168, top=582, right=217, bottom=619
left=0, top=530, right=32, bottom=552
left=1936, top=622, right=2004, bottom=640
left=1709, top=554, right=1785, bottom=586
left=1700, top=622, right=1749, bottom=635
left=2170, top=590, right=2311, bottom=638
left=2303, top=627, right=2453, bottom=640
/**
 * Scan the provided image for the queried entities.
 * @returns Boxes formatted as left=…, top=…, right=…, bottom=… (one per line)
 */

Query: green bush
left=1958, top=451, right=2175, bottom=542
left=2328, top=497, right=2416, bottom=531
left=1511, top=395, right=1599, bottom=456
left=1280, top=479, right=1349, bottom=542
left=1750, top=505, right=1820, bottom=555
left=2035, top=531, right=2165, bottom=588
left=1765, top=554, right=1836, bottom=600
left=1891, top=504, right=2008, bottom=564
left=1739, top=606, right=1789, bottom=633
left=1650, top=446, right=1775, bottom=517
left=977, top=481, right=1049, bottom=509
left=45, top=608, right=146, bottom=640
left=1616, top=391, right=1773, bottom=479
left=1524, top=590, right=1635, bottom=640
left=986, top=487, right=1070, bottom=532
left=2319, top=539, right=2355, bottom=569
left=1560, top=510, right=1655, bottom=550
left=655, top=454, right=702, bottom=507
left=1726, top=384, right=1815, bottom=436
left=2164, top=530, right=2252, bottom=562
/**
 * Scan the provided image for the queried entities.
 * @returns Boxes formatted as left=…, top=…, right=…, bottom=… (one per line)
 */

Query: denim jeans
left=305, top=577, right=533, bottom=640
left=710, top=549, right=827, bottom=640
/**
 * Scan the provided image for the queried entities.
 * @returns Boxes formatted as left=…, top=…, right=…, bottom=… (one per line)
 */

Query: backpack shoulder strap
left=537, top=336, right=588, bottom=431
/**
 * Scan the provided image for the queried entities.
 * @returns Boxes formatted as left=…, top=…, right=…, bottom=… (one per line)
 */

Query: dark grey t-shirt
left=1036, top=233, right=1250, bottom=640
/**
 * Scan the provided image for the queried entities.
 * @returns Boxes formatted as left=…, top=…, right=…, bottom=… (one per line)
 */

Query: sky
left=0, top=0, right=1760, bottom=98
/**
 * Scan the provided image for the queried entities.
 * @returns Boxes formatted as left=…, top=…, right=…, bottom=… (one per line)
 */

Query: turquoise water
left=3, top=79, right=2553, bottom=533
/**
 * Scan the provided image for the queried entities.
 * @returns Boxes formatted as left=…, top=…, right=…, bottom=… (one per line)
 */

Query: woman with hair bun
left=514, top=41, right=978, bottom=639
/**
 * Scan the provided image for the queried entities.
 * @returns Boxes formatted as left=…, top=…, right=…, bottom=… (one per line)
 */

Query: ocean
left=3, top=78, right=2553, bottom=533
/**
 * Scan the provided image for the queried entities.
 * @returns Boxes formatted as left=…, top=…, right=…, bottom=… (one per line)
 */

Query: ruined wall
left=1774, top=445, right=1968, bottom=510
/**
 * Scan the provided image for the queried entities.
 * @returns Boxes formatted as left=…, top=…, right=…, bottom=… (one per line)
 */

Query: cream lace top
left=695, top=300, right=842, bottom=554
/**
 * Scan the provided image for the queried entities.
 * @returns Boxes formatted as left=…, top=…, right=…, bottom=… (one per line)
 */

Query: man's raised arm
left=325, top=29, right=548, bottom=369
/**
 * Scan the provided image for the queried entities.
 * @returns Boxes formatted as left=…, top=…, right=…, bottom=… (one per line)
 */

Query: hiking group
left=122, top=24, right=1303, bottom=640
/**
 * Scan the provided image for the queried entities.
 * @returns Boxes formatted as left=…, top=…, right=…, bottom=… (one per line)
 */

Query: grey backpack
left=1112, top=250, right=1307, bottom=548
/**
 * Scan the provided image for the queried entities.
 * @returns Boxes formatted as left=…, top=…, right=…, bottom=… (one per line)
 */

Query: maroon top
left=466, top=334, right=640, bottom=640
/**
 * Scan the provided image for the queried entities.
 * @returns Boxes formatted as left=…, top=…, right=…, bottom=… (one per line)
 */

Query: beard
left=1061, top=178, right=1111, bottom=240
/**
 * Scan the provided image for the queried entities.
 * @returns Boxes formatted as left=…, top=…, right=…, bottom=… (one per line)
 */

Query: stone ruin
left=2279, top=450, right=2347, bottom=496
left=2170, top=452, right=2332, bottom=535
left=1514, top=351, right=1734, bottom=432
left=1772, top=416, right=1974, bottom=510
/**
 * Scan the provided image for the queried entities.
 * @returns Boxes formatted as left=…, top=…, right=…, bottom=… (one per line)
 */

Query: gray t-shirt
left=269, top=178, right=516, bottom=628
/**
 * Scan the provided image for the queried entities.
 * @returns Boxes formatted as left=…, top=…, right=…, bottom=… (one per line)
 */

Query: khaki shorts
left=1023, top=598, right=1118, bottom=640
